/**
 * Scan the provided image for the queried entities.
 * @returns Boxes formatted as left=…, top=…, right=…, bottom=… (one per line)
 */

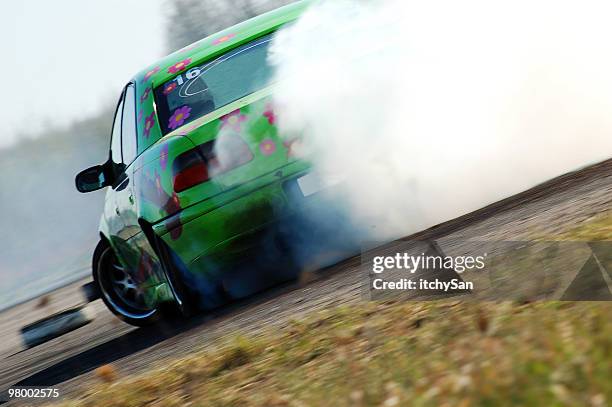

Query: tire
left=93, top=243, right=159, bottom=326
left=155, top=236, right=231, bottom=315
left=154, top=237, right=201, bottom=318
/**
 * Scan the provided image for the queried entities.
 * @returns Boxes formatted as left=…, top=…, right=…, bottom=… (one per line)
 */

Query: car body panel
left=154, top=159, right=310, bottom=263
left=89, top=1, right=329, bottom=312
left=133, top=0, right=311, bottom=154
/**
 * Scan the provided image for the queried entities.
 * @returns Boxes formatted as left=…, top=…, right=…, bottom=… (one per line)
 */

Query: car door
left=113, top=84, right=167, bottom=289
left=115, top=83, right=140, bottom=240
left=107, top=83, right=152, bottom=278
left=104, top=94, right=126, bottom=238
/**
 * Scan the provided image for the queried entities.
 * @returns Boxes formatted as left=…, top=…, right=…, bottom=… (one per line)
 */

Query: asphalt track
left=0, top=159, right=610, bottom=404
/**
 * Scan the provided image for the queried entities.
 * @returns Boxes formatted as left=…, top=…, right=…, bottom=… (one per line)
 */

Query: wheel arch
left=92, top=233, right=111, bottom=279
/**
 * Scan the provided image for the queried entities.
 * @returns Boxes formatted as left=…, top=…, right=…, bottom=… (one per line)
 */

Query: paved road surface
left=0, top=159, right=610, bottom=404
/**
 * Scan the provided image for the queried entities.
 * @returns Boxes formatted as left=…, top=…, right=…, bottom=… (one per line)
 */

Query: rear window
left=155, top=34, right=274, bottom=135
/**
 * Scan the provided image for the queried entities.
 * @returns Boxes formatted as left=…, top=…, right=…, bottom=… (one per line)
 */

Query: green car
left=76, top=1, right=353, bottom=326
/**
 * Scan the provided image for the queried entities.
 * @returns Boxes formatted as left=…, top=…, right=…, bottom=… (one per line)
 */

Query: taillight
left=172, top=134, right=253, bottom=192
left=173, top=159, right=209, bottom=192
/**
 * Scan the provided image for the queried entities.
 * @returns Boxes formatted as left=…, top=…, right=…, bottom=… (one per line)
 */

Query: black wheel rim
left=97, top=247, right=157, bottom=320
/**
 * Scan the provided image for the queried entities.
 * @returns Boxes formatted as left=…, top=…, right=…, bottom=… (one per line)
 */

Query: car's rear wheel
left=155, top=237, right=201, bottom=318
left=94, top=245, right=159, bottom=326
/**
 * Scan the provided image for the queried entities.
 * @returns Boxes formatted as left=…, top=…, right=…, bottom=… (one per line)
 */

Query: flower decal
left=143, top=112, right=156, bottom=139
left=220, top=109, right=247, bottom=132
left=142, top=66, right=159, bottom=83
left=213, top=33, right=235, bottom=45
left=163, top=82, right=177, bottom=95
left=263, top=104, right=276, bottom=125
left=166, top=191, right=183, bottom=240
left=140, top=87, right=151, bottom=104
left=140, top=170, right=184, bottom=240
left=168, top=58, right=192, bottom=74
left=154, top=170, right=163, bottom=195
left=137, top=109, right=144, bottom=123
left=168, top=106, right=192, bottom=130
left=160, top=143, right=169, bottom=170
left=259, top=139, right=276, bottom=156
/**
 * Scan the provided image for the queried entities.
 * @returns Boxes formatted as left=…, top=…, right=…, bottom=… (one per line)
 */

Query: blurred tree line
left=0, top=108, right=113, bottom=307
left=164, top=0, right=296, bottom=51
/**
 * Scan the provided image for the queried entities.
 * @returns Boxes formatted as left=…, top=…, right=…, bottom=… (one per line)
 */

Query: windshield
left=155, top=34, right=274, bottom=134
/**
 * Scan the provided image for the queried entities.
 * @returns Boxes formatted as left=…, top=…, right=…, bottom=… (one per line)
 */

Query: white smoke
left=268, top=0, right=612, bottom=241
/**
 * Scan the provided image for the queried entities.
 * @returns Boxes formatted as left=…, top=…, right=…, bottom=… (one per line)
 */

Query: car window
left=121, top=84, right=138, bottom=164
left=110, top=96, right=124, bottom=166
left=154, top=34, right=274, bottom=134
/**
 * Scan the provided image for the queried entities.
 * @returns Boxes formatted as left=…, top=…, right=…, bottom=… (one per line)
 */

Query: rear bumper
left=155, top=161, right=357, bottom=282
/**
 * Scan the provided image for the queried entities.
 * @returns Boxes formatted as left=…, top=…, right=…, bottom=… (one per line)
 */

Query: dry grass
left=549, top=212, right=612, bottom=241
left=53, top=214, right=611, bottom=407
left=53, top=301, right=611, bottom=407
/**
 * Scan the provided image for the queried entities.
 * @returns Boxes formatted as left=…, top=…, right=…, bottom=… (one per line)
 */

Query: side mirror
left=75, top=165, right=108, bottom=193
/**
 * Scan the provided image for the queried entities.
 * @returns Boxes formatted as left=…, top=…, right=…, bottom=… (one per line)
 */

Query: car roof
left=134, top=0, right=310, bottom=89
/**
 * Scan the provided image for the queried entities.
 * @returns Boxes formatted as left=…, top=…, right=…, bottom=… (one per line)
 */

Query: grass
left=54, top=302, right=611, bottom=407
left=541, top=212, right=612, bottom=241
left=54, top=215, right=611, bottom=407
left=559, top=212, right=612, bottom=241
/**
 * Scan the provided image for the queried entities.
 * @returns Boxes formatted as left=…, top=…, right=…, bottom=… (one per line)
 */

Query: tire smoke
left=268, top=0, right=612, bottom=241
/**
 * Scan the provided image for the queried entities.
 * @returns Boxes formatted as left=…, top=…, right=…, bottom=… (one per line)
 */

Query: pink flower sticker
left=140, top=87, right=151, bottom=104
left=163, top=82, right=177, bottom=95
left=213, top=33, right=235, bottom=45
left=143, top=112, right=156, bottom=139
left=160, top=144, right=169, bottom=170
left=168, top=58, right=192, bottom=74
left=142, top=66, right=159, bottom=83
left=167, top=191, right=183, bottom=240
left=137, top=109, right=144, bottom=123
left=220, top=109, right=247, bottom=132
left=154, top=170, right=163, bottom=195
left=168, top=106, right=192, bottom=130
left=263, top=104, right=276, bottom=125
left=259, top=139, right=276, bottom=156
